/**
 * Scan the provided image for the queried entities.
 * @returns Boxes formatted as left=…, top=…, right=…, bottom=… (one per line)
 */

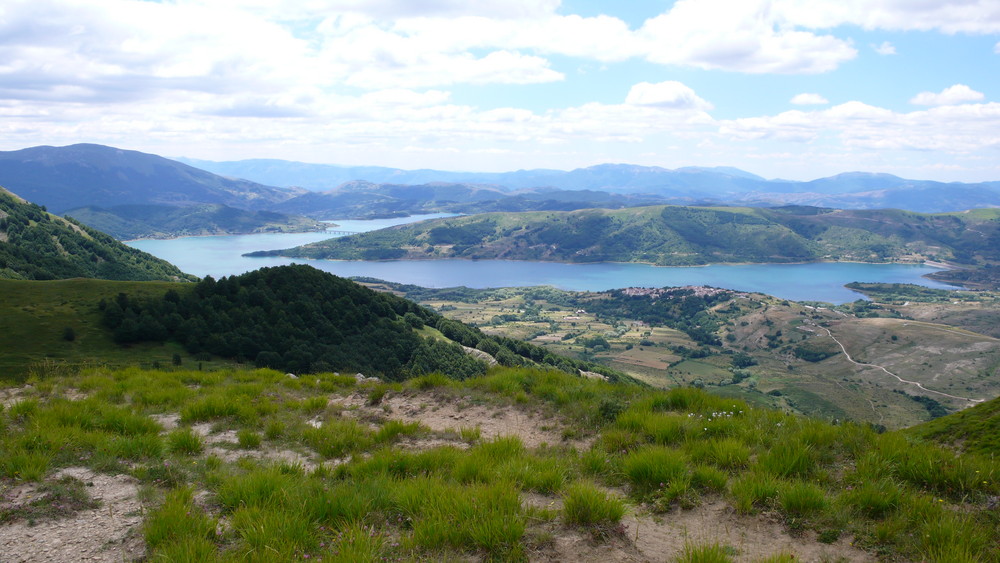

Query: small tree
left=172, top=353, right=182, bottom=366
left=62, top=326, right=76, bottom=342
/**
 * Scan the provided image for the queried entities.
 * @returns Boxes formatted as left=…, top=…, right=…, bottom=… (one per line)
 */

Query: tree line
left=102, top=265, right=630, bottom=382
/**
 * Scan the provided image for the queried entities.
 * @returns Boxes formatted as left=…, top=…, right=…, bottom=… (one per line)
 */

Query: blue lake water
left=127, top=214, right=959, bottom=304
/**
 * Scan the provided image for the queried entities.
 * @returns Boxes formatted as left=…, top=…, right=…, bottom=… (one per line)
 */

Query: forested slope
left=102, top=264, right=632, bottom=382
left=0, top=188, right=195, bottom=281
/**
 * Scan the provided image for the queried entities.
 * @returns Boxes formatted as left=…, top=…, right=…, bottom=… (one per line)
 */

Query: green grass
left=674, top=542, right=734, bottom=563
left=167, top=428, right=204, bottom=455
left=2, top=366, right=999, bottom=562
left=622, top=446, right=689, bottom=496
left=0, top=279, right=237, bottom=381
left=144, top=487, right=218, bottom=554
left=237, top=428, right=262, bottom=449
left=562, top=481, right=626, bottom=525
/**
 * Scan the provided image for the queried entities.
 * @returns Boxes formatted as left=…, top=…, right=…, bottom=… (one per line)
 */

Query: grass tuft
left=563, top=481, right=626, bottom=525
left=166, top=428, right=204, bottom=455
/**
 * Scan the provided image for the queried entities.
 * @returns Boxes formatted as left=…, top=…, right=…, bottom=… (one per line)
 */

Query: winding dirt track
left=816, top=325, right=984, bottom=404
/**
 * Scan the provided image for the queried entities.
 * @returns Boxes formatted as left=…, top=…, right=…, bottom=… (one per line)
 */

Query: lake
left=128, top=214, right=959, bottom=304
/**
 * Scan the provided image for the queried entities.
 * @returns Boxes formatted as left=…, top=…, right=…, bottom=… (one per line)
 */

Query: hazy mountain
left=0, top=187, right=195, bottom=281
left=0, top=144, right=304, bottom=214
left=182, top=157, right=1000, bottom=213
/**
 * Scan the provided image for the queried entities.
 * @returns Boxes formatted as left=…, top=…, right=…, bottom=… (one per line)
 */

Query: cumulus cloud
left=910, top=84, right=986, bottom=106
left=719, top=101, right=1000, bottom=154
left=776, top=0, right=1000, bottom=34
left=872, top=41, right=896, bottom=55
left=637, top=0, right=857, bottom=74
left=625, top=82, right=714, bottom=111
left=790, top=93, right=829, bottom=105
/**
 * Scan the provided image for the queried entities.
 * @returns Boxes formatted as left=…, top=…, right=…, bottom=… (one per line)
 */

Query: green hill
left=254, top=205, right=1000, bottom=269
left=0, top=264, right=630, bottom=385
left=64, top=203, right=325, bottom=240
left=0, top=187, right=195, bottom=282
left=907, top=394, right=1000, bottom=457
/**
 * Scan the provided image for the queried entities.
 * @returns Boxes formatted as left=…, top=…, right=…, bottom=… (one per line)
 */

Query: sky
left=2, top=0, right=1000, bottom=181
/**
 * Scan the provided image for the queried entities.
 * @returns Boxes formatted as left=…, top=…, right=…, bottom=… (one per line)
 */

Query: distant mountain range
left=1, top=144, right=998, bottom=240
left=181, top=157, right=1000, bottom=214
left=0, top=144, right=327, bottom=238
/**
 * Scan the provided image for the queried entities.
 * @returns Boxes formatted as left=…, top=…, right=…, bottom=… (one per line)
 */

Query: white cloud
left=910, top=84, right=985, bottom=106
left=339, top=49, right=565, bottom=89
left=995, top=40, right=1000, bottom=54
left=625, top=82, right=714, bottom=111
left=790, top=93, right=829, bottom=105
left=719, top=101, right=1000, bottom=154
left=637, top=0, right=857, bottom=74
left=775, top=0, right=1000, bottom=34
left=872, top=41, right=896, bottom=55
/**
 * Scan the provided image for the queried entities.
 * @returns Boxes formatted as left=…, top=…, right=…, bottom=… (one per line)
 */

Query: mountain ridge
left=179, top=155, right=1000, bottom=213
left=0, top=144, right=304, bottom=214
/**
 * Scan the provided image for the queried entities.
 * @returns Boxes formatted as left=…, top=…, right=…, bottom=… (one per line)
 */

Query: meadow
left=1, top=365, right=997, bottom=562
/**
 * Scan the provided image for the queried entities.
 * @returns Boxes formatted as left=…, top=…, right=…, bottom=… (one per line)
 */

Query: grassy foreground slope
left=906, top=394, right=1000, bottom=457
left=0, top=366, right=997, bottom=562
left=0, top=187, right=195, bottom=282
left=257, top=205, right=1000, bottom=268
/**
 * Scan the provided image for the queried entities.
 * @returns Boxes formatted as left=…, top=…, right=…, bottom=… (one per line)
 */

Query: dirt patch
left=0, top=467, right=144, bottom=563
left=0, top=386, right=30, bottom=409
left=627, top=501, right=871, bottom=562
left=331, top=391, right=589, bottom=449
left=148, top=412, right=179, bottom=431
left=530, top=500, right=873, bottom=562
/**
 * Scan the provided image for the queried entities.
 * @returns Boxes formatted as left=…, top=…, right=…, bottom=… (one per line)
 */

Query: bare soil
left=529, top=499, right=873, bottom=563
left=330, top=390, right=591, bottom=449
left=0, top=468, right=144, bottom=563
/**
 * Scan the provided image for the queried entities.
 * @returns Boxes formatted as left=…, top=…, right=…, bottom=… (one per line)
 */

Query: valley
left=6, top=3, right=1000, bottom=560
left=1, top=144, right=999, bottom=563
left=372, top=281, right=1000, bottom=430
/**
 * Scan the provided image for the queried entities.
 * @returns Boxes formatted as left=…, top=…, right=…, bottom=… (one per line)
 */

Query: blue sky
left=1, top=0, right=999, bottom=181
